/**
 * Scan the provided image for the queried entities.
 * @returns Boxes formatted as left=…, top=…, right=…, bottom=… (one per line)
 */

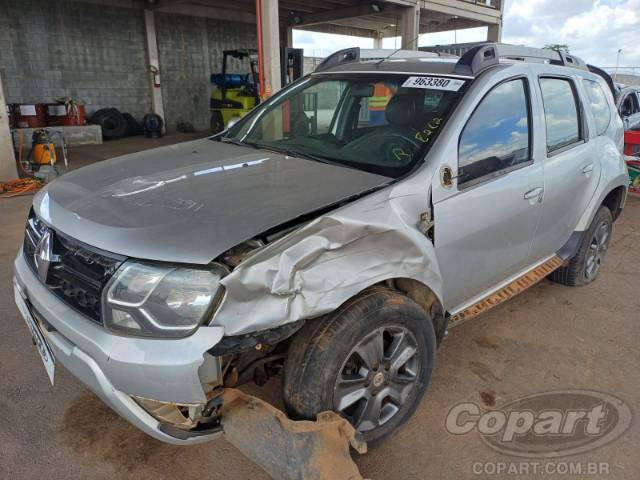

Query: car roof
left=310, top=44, right=621, bottom=98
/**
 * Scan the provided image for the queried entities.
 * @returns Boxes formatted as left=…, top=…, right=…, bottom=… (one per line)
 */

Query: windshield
left=224, top=74, right=462, bottom=178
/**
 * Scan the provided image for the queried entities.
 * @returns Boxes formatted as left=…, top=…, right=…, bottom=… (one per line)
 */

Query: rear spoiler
left=587, top=64, right=618, bottom=99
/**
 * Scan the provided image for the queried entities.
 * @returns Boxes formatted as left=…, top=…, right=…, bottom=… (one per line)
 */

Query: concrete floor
left=1, top=135, right=639, bottom=479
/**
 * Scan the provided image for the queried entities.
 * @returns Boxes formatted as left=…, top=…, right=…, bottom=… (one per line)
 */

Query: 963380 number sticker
left=402, top=76, right=466, bottom=91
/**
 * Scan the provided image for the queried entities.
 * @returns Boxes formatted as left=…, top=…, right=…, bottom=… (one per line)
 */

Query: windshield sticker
left=415, top=117, right=443, bottom=144
left=402, top=76, right=465, bottom=92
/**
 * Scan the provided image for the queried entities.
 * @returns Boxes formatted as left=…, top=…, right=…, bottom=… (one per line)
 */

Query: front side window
left=458, top=78, right=531, bottom=186
left=539, top=78, right=581, bottom=152
left=583, top=79, right=611, bottom=136
left=225, top=74, right=461, bottom=178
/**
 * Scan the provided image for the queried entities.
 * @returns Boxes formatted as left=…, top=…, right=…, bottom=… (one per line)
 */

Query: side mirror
left=623, top=116, right=630, bottom=131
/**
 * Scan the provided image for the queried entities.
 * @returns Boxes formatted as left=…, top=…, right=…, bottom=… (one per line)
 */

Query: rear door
left=528, top=76, right=601, bottom=258
left=432, top=75, right=545, bottom=309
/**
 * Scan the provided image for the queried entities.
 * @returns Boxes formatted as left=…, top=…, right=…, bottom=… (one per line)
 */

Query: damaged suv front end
left=14, top=54, right=462, bottom=444
left=15, top=212, right=228, bottom=443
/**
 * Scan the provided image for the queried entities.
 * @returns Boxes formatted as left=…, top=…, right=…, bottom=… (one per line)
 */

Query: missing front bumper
left=220, top=389, right=366, bottom=480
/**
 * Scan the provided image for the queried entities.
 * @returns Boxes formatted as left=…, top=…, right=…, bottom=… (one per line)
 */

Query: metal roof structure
left=95, top=0, right=503, bottom=41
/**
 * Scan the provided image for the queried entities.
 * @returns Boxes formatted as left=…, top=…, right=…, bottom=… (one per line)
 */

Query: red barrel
left=61, top=104, right=86, bottom=126
left=45, top=103, right=86, bottom=126
left=12, top=103, right=47, bottom=128
left=45, top=103, right=65, bottom=126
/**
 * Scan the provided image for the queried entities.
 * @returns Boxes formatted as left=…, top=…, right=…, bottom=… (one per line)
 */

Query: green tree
left=543, top=44, right=570, bottom=53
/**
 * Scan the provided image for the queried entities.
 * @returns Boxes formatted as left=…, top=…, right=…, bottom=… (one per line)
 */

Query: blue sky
left=293, top=0, right=640, bottom=74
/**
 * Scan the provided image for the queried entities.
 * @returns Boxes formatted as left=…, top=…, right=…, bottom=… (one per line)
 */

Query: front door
left=433, top=77, right=545, bottom=309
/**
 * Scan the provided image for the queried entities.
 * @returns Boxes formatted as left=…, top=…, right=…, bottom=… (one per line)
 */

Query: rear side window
left=356, top=82, right=397, bottom=127
left=458, top=78, right=531, bottom=187
left=539, top=78, right=581, bottom=152
left=583, top=79, right=611, bottom=135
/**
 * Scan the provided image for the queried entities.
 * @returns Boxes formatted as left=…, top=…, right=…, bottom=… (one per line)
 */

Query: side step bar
left=449, top=255, right=564, bottom=326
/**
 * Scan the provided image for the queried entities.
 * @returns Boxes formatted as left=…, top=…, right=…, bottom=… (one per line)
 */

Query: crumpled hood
left=34, top=138, right=391, bottom=264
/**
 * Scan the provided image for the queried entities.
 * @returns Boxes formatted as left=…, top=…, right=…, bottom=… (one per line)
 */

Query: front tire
left=283, top=289, right=436, bottom=445
left=210, top=111, right=224, bottom=134
left=550, top=206, right=613, bottom=286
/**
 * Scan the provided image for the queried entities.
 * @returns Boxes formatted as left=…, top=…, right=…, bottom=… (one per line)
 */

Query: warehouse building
left=0, top=0, right=504, bottom=180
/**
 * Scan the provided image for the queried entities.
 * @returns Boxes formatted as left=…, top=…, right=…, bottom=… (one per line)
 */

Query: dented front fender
left=213, top=181, right=444, bottom=336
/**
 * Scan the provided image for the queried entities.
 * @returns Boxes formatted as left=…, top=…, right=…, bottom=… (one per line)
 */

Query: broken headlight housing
left=102, top=261, right=227, bottom=338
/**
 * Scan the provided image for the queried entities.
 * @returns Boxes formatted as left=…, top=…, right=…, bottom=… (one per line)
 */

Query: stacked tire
left=91, top=108, right=127, bottom=140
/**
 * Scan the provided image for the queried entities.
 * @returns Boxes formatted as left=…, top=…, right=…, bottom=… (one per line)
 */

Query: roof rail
left=453, top=43, right=588, bottom=75
left=314, top=47, right=442, bottom=72
left=315, top=47, right=360, bottom=73
left=358, top=49, right=440, bottom=61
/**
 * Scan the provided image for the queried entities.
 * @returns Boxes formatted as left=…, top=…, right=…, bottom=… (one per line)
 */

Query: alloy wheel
left=585, top=221, right=610, bottom=280
left=333, top=325, right=419, bottom=432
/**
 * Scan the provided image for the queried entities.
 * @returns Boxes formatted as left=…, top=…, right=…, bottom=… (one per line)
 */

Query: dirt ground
left=1, top=134, right=639, bottom=479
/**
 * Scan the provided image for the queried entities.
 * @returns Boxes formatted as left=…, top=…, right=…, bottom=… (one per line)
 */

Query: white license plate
left=14, top=285, right=55, bottom=385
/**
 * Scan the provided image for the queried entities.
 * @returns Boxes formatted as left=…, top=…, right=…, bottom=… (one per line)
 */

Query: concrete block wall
left=156, top=14, right=257, bottom=131
left=0, top=0, right=151, bottom=120
left=0, top=0, right=257, bottom=132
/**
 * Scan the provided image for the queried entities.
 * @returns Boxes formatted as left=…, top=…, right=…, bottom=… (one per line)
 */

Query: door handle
left=582, top=163, right=594, bottom=174
left=523, top=187, right=544, bottom=203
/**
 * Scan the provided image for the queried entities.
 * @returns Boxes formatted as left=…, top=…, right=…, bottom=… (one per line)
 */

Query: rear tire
left=283, top=288, right=435, bottom=445
left=549, top=206, right=613, bottom=286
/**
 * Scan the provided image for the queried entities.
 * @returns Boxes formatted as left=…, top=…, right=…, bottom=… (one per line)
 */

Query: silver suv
left=13, top=44, right=628, bottom=446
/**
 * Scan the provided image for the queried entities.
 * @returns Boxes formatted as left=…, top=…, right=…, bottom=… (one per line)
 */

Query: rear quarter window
left=582, top=79, right=611, bottom=136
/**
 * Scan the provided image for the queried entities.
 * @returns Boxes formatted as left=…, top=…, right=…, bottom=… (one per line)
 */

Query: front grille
left=23, top=210, right=124, bottom=325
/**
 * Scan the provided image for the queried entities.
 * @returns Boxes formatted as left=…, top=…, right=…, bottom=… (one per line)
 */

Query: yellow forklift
left=210, top=49, right=260, bottom=133
left=210, top=48, right=304, bottom=133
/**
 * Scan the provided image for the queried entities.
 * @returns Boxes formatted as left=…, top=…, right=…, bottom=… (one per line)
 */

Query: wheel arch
left=601, top=185, right=626, bottom=221
left=360, top=277, right=447, bottom=346
left=575, top=176, right=628, bottom=231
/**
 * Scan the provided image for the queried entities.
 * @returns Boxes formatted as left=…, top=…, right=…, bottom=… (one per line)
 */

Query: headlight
left=102, top=261, right=226, bottom=338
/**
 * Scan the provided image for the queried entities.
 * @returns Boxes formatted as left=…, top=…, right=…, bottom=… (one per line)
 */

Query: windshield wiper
left=257, top=144, right=353, bottom=170
left=285, top=148, right=329, bottom=164
left=219, top=136, right=258, bottom=148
